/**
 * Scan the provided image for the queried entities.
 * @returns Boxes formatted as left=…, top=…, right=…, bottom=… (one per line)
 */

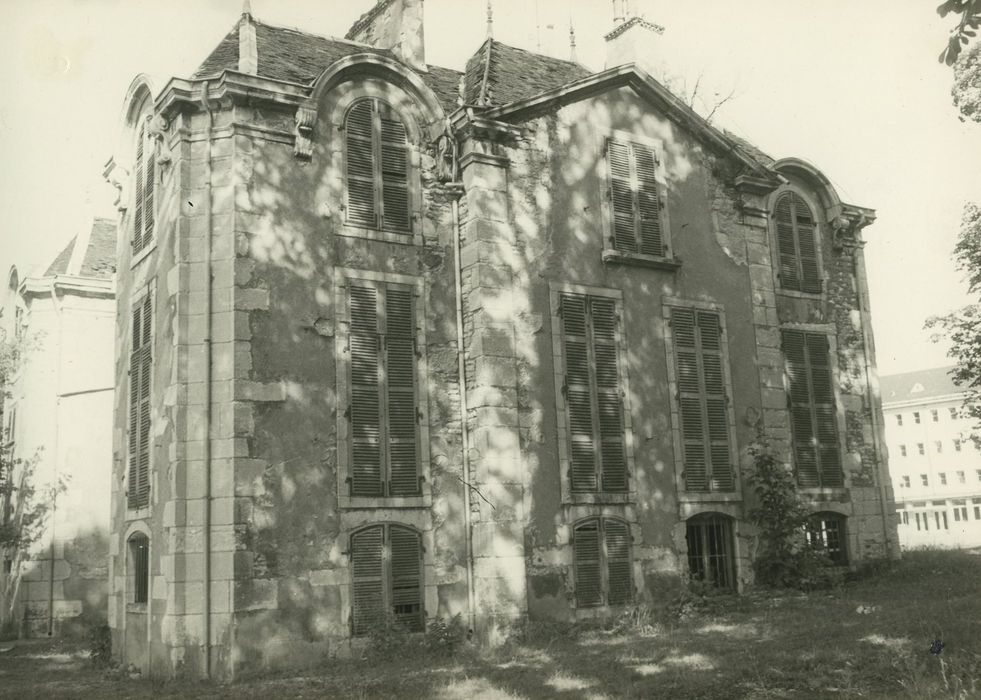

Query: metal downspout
left=47, top=279, right=63, bottom=637
left=199, top=82, right=215, bottom=677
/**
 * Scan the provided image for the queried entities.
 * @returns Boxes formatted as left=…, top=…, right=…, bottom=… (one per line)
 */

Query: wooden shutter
left=607, top=140, right=636, bottom=252
left=379, top=105, right=410, bottom=232
left=385, top=288, right=419, bottom=496
left=143, top=125, right=154, bottom=249
left=592, top=298, right=627, bottom=492
left=351, top=526, right=385, bottom=634
left=783, top=329, right=842, bottom=488
left=349, top=286, right=383, bottom=496
left=346, top=100, right=377, bottom=228
left=562, top=294, right=597, bottom=492
left=672, top=307, right=733, bottom=492
left=389, top=526, right=423, bottom=631
left=127, top=304, right=142, bottom=509
left=604, top=519, right=633, bottom=605
left=607, top=139, right=665, bottom=256
left=634, top=145, right=664, bottom=256
left=133, top=125, right=145, bottom=252
left=128, top=297, right=152, bottom=509
left=574, top=519, right=602, bottom=607
left=774, top=193, right=821, bottom=294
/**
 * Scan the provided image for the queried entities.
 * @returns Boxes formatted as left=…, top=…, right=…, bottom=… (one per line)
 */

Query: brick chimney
left=345, top=0, right=427, bottom=73
left=604, top=2, right=666, bottom=79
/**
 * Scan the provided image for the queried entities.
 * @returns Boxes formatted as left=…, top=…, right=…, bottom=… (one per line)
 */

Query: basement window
left=685, top=514, right=735, bottom=590
left=128, top=533, right=149, bottom=607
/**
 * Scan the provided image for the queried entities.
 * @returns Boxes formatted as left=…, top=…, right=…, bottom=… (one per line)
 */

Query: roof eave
left=156, top=70, right=312, bottom=117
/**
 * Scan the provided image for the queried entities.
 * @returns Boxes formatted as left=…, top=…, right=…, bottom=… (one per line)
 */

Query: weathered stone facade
left=107, top=2, right=898, bottom=679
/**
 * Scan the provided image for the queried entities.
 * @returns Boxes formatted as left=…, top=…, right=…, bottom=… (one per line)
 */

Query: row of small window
left=896, top=439, right=967, bottom=457
left=893, top=408, right=959, bottom=427
left=898, top=470, right=981, bottom=488
left=125, top=514, right=848, bottom=626
left=899, top=503, right=981, bottom=531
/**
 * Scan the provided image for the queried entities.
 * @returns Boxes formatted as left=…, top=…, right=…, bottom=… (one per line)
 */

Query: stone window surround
left=122, top=522, right=151, bottom=614
left=338, top=511, right=437, bottom=638
left=559, top=504, right=639, bottom=620
left=333, top=267, right=432, bottom=510
left=599, top=129, right=678, bottom=271
left=779, top=322, right=852, bottom=497
left=662, top=297, right=742, bottom=504
left=125, top=280, right=155, bottom=521
left=549, top=282, right=637, bottom=506
left=766, top=184, right=827, bottom=299
left=327, top=80, right=426, bottom=247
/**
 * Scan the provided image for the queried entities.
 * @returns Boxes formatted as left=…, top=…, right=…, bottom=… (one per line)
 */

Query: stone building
left=105, top=0, right=898, bottom=678
left=0, top=219, right=116, bottom=637
left=881, top=367, right=981, bottom=549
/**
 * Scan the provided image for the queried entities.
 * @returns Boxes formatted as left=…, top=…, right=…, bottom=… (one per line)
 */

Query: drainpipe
left=199, top=82, right=215, bottom=678
left=449, top=143, right=476, bottom=638
left=47, top=279, right=63, bottom=637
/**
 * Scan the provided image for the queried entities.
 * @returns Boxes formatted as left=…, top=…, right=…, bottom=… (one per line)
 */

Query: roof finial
left=569, top=20, right=577, bottom=62
left=242, top=0, right=253, bottom=19
left=486, top=0, right=493, bottom=38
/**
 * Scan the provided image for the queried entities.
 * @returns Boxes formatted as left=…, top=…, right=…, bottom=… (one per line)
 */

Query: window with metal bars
left=605, top=138, right=667, bottom=257
left=344, top=98, right=412, bottom=233
left=685, top=514, right=735, bottom=590
left=773, top=192, right=821, bottom=294
left=781, top=329, right=843, bottom=489
left=804, top=512, right=847, bottom=565
left=349, top=524, right=424, bottom=635
left=132, top=116, right=155, bottom=255
left=669, top=306, right=735, bottom=492
left=559, top=293, right=628, bottom=493
left=128, top=533, right=149, bottom=605
left=128, top=296, right=152, bottom=509
left=347, top=281, right=420, bottom=497
left=573, top=517, right=633, bottom=608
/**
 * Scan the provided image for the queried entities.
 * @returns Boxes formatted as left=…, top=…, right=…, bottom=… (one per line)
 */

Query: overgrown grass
left=0, top=549, right=978, bottom=699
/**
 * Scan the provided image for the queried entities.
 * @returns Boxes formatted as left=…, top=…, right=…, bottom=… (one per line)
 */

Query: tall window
left=670, top=307, right=734, bottom=492
left=573, top=517, right=632, bottom=607
left=805, top=513, right=847, bottom=565
left=931, top=409, right=939, bottom=422
left=895, top=414, right=903, bottom=426
left=782, top=329, right=842, bottom=488
left=685, top=514, right=735, bottom=590
left=128, top=296, right=152, bottom=509
left=913, top=412, right=921, bottom=424
left=133, top=116, right=155, bottom=255
left=128, top=533, right=149, bottom=605
left=773, top=192, right=820, bottom=293
left=560, top=293, right=627, bottom=493
left=345, top=99, right=411, bottom=233
left=899, top=445, right=907, bottom=457
left=348, top=282, right=419, bottom=497
left=606, top=138, right=666, bottom=257
left=350, top=524, right=423, bottom=635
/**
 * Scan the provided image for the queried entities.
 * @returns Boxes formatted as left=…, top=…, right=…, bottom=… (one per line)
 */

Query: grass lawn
left=1, top=549, right=979, bottom=699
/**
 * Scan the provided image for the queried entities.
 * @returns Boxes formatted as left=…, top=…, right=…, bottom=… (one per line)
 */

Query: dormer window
left=344, top=98, right=411, bottom=234
left=773, top=192, right=820, bottom=294
left=133, top=116, right=155, bottom=255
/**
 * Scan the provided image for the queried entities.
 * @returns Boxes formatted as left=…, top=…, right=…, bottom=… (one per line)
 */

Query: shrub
left=363, top=614, right=467, bottom=660
left=88, top=624, right=113, bottom=667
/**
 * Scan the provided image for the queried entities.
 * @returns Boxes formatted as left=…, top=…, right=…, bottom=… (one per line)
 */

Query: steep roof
left=880, top=367, right=963, bottom=405
left=463, top=38, right=590, bottom=106
left=43, top=219, right=117, bottom=280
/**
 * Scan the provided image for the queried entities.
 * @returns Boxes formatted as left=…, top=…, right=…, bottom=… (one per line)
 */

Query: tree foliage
left=938, top=0, right=981, bottom=66
left=952, top=42, right=981, bottom=122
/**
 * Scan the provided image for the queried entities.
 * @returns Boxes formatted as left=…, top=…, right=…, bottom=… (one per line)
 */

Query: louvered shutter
left=592, top=298, right=627, bottom=492
left=774, top=193, right=821, bottom=294
left=806, top=333, right=843, bottom=486
left=143, top=126, right=154, bottom=250
left=379, top=105, right=411, bottom=232
left=774, top=194, right=799, bottom=291
left=794, top=198, right=820, bottom=294
left=346, top=100, right=377, bottom=228
left=349, top=286, right=383, bottom=496
left=574, top=519, right=602, bottom=607
left=385, top=288, right=419, bottom=495
left=607, top=139, right=636, bottom=252
left=604, top=519, right=633, bottom=605
left=351, top=526, right=385, bottom=634
left=137, top=297, right=152, bottom=507
left=127, top=303, right=142, bottom=509
left=634, top=145, right=664, bottom=256
left=672, top=308, right=733, bottom=492
left=389, top=526, right=424, bottom=631
left=562, top=294, right=597, bottom=492
left=134, top=125, right=145, bottom=252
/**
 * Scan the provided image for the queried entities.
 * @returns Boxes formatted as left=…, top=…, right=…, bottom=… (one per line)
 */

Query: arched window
left=350, top=524, right=423, bottom=635
left=132, top=114, right=155, bottom=255
left=127, top=532, right=150, bottom=605
left=685, top=514, right=735, bottom=590
left=805, top=512, right=847, bottom=565
left=573, top=517, right=632, bottom=607
left=773, top=192, right=820, bottom=294
left=345, top=99, right=411, bottom=233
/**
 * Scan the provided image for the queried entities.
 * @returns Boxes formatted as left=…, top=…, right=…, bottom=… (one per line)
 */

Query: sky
left=0, top=0, right=978, bottom=376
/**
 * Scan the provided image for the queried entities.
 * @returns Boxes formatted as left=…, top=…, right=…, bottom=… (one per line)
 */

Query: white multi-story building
left=881, top=367, right=981, bottom=549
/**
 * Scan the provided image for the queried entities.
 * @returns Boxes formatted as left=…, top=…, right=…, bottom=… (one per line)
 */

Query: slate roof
left=880, top=367, right=963, bottom=405
left=463, top=38, right=590, bottom=106
left=44, top=218, right=117, bottom=280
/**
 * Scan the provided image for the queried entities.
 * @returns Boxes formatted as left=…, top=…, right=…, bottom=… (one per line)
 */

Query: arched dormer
left=114, top=75, right=159, bottom=257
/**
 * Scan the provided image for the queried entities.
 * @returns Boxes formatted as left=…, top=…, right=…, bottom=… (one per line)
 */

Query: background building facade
left=882, top=367, right=981, bottom=549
